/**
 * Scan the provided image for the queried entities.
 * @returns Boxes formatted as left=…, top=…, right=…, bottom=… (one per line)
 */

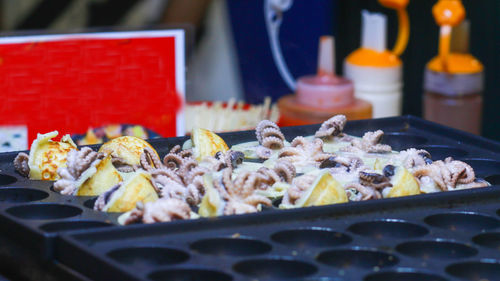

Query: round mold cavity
left=233, top=258, right=317, bottom=279
left=416, top=145, right=468, bottom=160
left=190, top=237, right=271, bottom=256
left=108, top=247, right=189, bottom=267
left=40, top=220, right=111, bottom=233
left=364, top=271, right=448, bottom=281
left=348, top=220, right=429, bottom=239
left=460, top=158, right=500, bottom=178
left=382, top=133, right=428, bottom=151
left=0, top=188, right=48, bottom=203
left=424, top=213, right=500, bottom=232
left=0, top=174, right=17, bottom=185
left=485, top=175, right=500, bottom=186
left=148, top=268, right=232, bottom=281
left=447, top=261, right=500, bottom=281
left=396, top=240, right=477, bottom=259
left=316, top=249, right=398, bottom=270
left=472, top=232, right=500, bottom=250
left=84, top=197, right=97, bottom=209
left=6, top=203, right=82, bottom=220
left=271, top=228, right=351, bottom=248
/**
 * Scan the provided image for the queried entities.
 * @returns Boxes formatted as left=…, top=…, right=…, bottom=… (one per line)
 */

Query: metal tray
left=58, top=185, right=500, bottom=281
left=0, top=116, right=498, bottom=269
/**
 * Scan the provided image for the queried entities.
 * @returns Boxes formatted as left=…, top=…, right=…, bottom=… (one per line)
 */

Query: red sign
left=0, top=30, right=185, bottom=144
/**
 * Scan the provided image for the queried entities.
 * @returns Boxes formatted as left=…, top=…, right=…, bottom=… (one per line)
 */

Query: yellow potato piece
left=297, top=171, right=348, bottom=207
left=387, top=167, right=420, bottom=198
left=99, top=136, right=157, bottom=167
left=198, top=174, right=224, bottom=217
left=77, top=155, right=122, bottom=196
left=192, top=128, right=229, bottom=161
left=106, top=172, right=158, bottom=212
left=28, top=131, right=77, bottom=180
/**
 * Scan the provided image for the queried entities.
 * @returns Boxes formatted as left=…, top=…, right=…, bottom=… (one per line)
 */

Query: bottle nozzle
left=361, top=10, right=387, bottom=52
left=317, top=36, right=335, bottom=77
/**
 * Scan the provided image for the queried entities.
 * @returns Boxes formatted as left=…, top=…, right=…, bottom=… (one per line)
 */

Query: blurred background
left=0, top=0, right=498, bottom=146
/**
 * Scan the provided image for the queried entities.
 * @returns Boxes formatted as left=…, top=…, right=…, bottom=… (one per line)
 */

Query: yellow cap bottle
left=423, top=0, right=484, bottom=134
left=344, top=0, right=409, bottom=118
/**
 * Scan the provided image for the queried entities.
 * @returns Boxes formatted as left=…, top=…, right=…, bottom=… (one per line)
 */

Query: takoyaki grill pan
left=0, top=116, right=497, bottom=278
left=58, top=182, right=500, bottom=281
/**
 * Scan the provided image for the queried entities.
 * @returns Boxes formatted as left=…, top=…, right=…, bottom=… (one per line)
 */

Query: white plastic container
left=344, top=11, right=403, bottom=118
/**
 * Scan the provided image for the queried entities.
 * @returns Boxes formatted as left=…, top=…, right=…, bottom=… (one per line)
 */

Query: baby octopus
left=213, top=168, right=272, bottom=215
left=315, top=115, right=347, bottom=139
left=53, top=147, right=105, bottom=195
left=398, top=148, right=433, bottom=169
left=413, top=157, right=486, bottom=191
left=140, top=148, right=206, bottom=205
left=278, top=136, right=333, bottom=166
left=123, top=198, right=191, bottom=225
left=281, top=174, right=317, bottom=205
left=342, top=130, right=392, bottom=153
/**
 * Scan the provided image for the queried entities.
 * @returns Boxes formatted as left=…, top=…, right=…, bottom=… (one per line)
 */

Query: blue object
left=227, top=0, right=337, bottom=103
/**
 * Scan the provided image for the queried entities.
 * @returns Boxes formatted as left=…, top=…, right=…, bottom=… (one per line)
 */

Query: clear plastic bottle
left=423, top=54, right=483, bottom=134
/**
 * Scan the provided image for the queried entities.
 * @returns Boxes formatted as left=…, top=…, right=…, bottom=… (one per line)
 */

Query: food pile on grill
left=14, top=115, right=489, bottom=225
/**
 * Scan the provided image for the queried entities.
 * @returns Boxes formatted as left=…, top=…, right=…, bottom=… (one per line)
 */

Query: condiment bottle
left=277, top=36, right=372, bottom=126
left=344, top=0, right=410, bottom=118
left=423, top=0, right=483, bottom=135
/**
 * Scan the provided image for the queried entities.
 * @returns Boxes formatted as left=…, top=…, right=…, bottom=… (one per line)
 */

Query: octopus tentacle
left=243, top=194, right=271, bottom=206
left=163, top=153, right=184, bottom=170
left=291, top=136, right=308, bottom=148
left=345, top=183, right=381, bottom=200
left=111, top=156, right=136, bottom=172
left=54, top=148, right=103, bottom=195
left=140, top=147, right=163, bottom=172
left=343, top=130, right=392, bottom=153
left=256, top=120, right=285, bottom=149
left=169, top=145, right=182, bottom=154
left=125, top=198, right=191, bottom=224
left=273, top=160, right=296, bottom=183
left=359, top=171, right=393, bottom=190
left=256, top=146, right=273, bottom=159
left=13, top=152, right=30, bottom=177
left=179, top=149, right=194, bottom=159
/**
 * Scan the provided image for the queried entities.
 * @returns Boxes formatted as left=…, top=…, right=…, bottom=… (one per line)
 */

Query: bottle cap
left=345, top=11, right=401, bottom=67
